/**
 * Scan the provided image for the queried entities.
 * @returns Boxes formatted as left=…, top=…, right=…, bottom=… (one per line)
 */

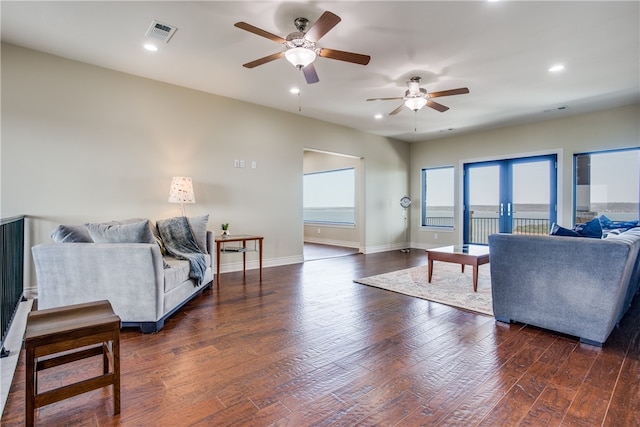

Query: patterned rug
left=354, top=261, right=493, bottom=316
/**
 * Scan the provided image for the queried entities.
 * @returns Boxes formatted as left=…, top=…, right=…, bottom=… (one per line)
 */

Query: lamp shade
left=168, top=176, right=195, bottom=204
left=404, top=97, right=428, bottom=111
left=285, top=47, right=317, bottom=68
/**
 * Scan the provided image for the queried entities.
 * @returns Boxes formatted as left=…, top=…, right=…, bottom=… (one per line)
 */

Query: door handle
left=507, top=202, right=511, bottom=217
left=499, top=203, right=504, bottom=216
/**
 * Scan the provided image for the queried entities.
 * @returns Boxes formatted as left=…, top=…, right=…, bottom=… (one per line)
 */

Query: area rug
left=354, top=261, right=493, bottom=315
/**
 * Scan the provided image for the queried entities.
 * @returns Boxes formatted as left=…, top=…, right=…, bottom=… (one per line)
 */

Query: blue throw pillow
left=549, top=223, right=581, bottom=237
left=574, top=217, right=603, bottom=238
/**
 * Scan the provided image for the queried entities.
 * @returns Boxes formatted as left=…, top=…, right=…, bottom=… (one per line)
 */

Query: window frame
left=573, top=147, right=640, bottom=224
left=421, top=165, right=455, bottom=229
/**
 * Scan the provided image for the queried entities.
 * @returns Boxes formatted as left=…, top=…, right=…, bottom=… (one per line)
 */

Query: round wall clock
left=400, top=196, right=412, bottom=209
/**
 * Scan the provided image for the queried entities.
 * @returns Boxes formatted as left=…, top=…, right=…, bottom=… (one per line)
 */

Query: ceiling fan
left=367, top=77, right=469, bottom=115
left=234, top=11, right=370, bottom=84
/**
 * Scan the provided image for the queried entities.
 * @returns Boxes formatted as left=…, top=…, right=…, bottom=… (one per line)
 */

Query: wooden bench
left=24, top=300, right=121, bottom=426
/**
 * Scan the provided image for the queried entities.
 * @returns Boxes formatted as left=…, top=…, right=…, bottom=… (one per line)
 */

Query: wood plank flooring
left=2, top=249, right=639, bottom=426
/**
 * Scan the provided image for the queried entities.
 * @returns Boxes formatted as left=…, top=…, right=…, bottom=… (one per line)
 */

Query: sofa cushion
left=187, top=215, right=209, bottom=254
left=598, top=214, right=640, bottom=231
left=86, top=219, right=156, bottom=244
left=549, top=223, right=581, bottom=237
left=163, top=257, right=191, bottom=292
left=550, top=217, right=603, bottom=239
left=163, top=254, right=211, bottom=292
left=573, top=217, right=603, bottom=238
left=50, top=224, right=94, bottom=243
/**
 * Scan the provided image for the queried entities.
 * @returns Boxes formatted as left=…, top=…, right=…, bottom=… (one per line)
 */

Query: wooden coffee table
left=425, top=244, right=490, bottom=292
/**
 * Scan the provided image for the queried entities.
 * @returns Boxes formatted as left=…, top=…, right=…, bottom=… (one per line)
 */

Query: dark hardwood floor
left=2, top=249, right=639, bottom=426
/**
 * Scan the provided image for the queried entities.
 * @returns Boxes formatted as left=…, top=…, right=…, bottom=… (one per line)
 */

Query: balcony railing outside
left=1, top=215, right=25, bottom=358
left=470, top=217, right=550, bottom=244
left=424, top=215, right=550, bottom=245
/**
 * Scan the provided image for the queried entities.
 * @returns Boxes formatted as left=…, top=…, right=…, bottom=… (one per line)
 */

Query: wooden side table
left=215, top=234, right=264, bottom=285
left=24, top=300, right=121, bottom=426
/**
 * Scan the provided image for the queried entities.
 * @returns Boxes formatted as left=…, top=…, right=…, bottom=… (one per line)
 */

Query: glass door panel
left=464, top=155, right=556, bottom=244
left=512, top=160, right=552, bottom=235
left=465, top=164, right=501, bottom=244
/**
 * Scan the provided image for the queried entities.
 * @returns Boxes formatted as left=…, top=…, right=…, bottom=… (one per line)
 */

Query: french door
left=463, top=155, right=557, bottom=244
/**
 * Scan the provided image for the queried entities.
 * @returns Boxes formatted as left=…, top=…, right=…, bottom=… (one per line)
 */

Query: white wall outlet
left=234, top=160, right=240, bottom=168
left=239, top=160, right=245, bottom=168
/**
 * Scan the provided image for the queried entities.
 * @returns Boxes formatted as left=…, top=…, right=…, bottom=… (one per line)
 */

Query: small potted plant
left=221, top=223, right=230, bottom=237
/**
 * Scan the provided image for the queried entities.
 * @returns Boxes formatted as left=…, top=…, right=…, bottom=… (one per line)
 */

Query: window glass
left=422, top=166, right=455, bottom=228
left=303, top=168, right=355, bottom=224
left=575, top=148, right=639, bottom=224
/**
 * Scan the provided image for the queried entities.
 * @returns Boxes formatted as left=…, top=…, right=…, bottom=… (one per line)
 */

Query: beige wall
left=408, top=103, right=640, bottom=249
left=1, top=43, right=410, bottom=290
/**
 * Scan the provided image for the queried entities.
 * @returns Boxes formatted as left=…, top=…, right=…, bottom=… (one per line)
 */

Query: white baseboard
left=1, top=298, right=34, bottom=418
left=216, top=254, right=303, bottom=274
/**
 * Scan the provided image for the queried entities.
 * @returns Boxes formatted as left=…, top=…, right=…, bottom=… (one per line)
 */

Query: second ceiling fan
left=235, top=11, right=370, bottom=84
left=368, top=77, right=469, bottom=115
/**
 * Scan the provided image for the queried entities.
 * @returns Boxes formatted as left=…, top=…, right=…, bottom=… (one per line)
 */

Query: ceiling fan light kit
left=235, top=11, right=370, bottom=84
left=285, top=47, right=317, bottom=68
left=367, top=76, right=470, bottom=116
left=405, top=97, right=428, bottom=111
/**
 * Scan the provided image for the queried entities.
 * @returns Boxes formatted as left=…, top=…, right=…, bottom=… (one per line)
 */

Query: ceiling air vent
left=145, top=20, right=177, bottom=43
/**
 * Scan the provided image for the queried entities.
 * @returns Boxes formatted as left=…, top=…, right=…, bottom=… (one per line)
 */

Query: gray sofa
left=31, top=217, right=214, bottom=333
left=488, top=228, right=640, bottom=346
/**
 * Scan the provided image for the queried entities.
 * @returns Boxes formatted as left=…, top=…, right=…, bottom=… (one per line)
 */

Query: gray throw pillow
left=50, top=224, right=94, bottom=243
left=187, top=214, right=209, bottom=254
left=85, top=219, right=156, bottom=244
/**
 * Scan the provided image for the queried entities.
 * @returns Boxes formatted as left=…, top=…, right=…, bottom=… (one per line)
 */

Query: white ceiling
left=2, top=1, right=639, bottom=143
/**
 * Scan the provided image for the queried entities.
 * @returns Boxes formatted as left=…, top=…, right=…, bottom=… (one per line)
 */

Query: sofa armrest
left=32, top=243, right=165, bottom=322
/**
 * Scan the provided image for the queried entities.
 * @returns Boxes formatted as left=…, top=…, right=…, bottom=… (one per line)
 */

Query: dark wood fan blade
left=302, top=63, right=319, bottom=84
left=428, top=87, right=469, bottom=98
left=242, top=52, right=284, bottom=68
left=305, top=11, right=341, bottom=42
left=319, top=48, right=370, bottom=65
left=366, top=97, right=404, bottom=101
left=427, top=100, right=450, bottom=112
left=389, top=104, right=405, bottom=115
left=234, top=22, right=286, bottom=44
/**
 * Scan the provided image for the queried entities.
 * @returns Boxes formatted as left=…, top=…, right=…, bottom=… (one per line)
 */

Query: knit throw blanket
left=157, top=216, right=207, bottom=286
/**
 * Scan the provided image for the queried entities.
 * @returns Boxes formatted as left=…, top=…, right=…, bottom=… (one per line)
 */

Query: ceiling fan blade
left=302, top=63, right=320, bottom=84
left=305, top=11, right=341, bottom=42
left=318, top=48, right=370, bottom=65
left=366, top=97, right=404, bottom=101
left=234, top=22, right=286, bottom=44
left=427, top=100, right=450, bottom=112
left=428, top=87, right=470, bottom=98
left=389, top=104, right=405, bottom=115
left=242, top=52, right=284, bottom=68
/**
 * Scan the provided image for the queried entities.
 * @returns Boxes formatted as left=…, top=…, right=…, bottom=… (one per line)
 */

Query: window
left=303, top=168, right=355, bottom=224
left=422, top=166, right=455, bottom=228
left=574, top=148, right=639, bottom=224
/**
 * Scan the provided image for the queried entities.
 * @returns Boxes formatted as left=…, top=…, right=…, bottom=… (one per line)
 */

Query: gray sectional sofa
left=488, top=228, right=640, bottom=346
left=31, top=217, right=214, bottom=333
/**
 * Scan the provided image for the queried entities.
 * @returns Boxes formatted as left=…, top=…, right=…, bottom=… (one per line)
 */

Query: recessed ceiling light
left=290, top=88, right=300, bottom=94
left=143, top=43, right=158, bottom=52
left=374, top=114, right=383, bottom=119
left=548, top=64, right=565, bottom=72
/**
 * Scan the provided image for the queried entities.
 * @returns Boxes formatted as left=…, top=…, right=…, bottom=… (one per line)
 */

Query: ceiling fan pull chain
left=297, top=71, right=302, bottom=112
